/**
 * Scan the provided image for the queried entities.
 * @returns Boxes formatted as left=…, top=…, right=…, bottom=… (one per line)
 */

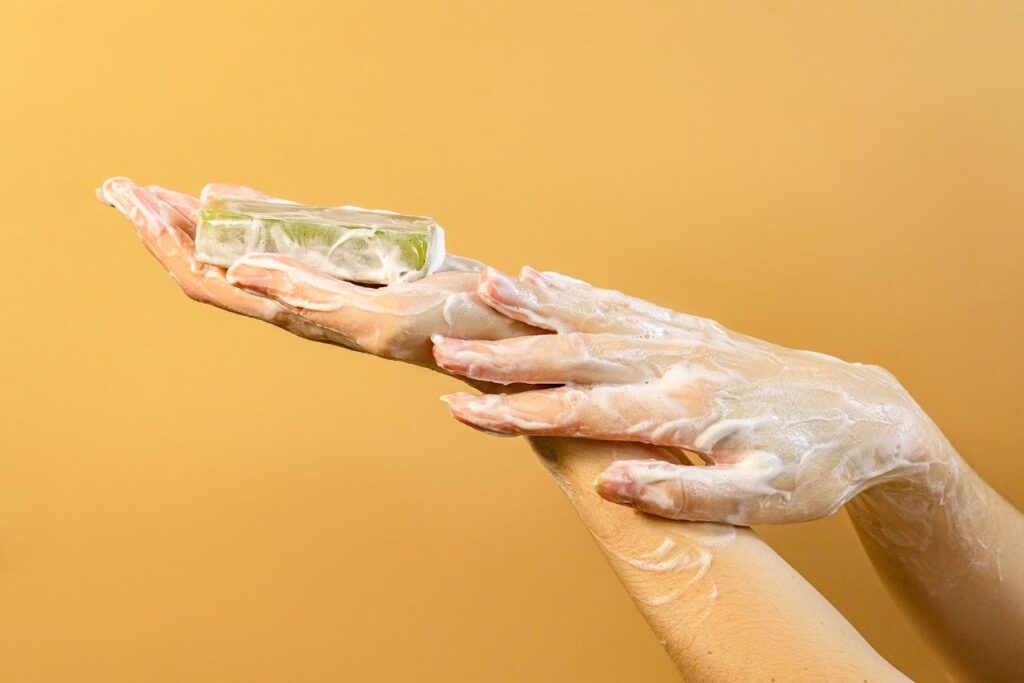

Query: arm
left=99, top=178, right=906, bottom=680
left=528, top=436, right=907, bottom=681
left=847, top=436, right=1024, bottom=681
left=434, top=266, right=1024, bottom=678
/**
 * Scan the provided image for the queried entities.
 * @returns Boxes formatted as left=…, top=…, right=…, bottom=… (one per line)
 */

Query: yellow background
left=2, top=2, right=1023, bottom=680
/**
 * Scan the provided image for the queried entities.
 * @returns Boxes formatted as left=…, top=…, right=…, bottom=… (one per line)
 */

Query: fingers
left=433, top=333, right=689, bottom=385
left=477, top=267, right=706, bottom=337
left=98, top=179, right=373, bottom=349
left=227, top=253, right=378, bottom=312
left=99, top=177, right=295, bottom=320
left=201, top=182, right=291, bottom=204
left=476, top=267, right=623, bottom=334
left=147, top=185, right=201, bottom=231
left=99, top=177, right=196, bottom=263
left=227, top=253, right=425, bottom=357
left=439, top=254, right=486, bottom=273
left=521, top=267, right=703, bottom=331
left=595, top=458, right=778, bottom=525
left=441, top=380, right=708, bottom=446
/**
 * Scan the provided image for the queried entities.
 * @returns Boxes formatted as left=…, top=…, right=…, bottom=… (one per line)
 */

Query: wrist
left=847, top=421, right=968, bottom=548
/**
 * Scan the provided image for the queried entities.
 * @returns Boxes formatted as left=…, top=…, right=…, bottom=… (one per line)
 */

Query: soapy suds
left=438, top=265, right=960, bottom=528
left=596, top=525, right=736, bottom=610
left=98, top=178, right=533, bottom=366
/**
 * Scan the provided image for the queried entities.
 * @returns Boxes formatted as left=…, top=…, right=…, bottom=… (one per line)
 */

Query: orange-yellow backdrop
left=2, top=2, right=1022, bottom=681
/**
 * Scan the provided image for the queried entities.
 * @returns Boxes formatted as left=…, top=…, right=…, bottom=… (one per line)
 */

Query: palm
left=98, top=178, right=533, bottom=368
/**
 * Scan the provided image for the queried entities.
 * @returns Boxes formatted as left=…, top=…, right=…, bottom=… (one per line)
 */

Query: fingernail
left=100, top=178, right=165, bottom=236
left=439, top=392, right=473, bottom=409
left=594, top=462, right=645, bottom=504
left=440, top=393, right=518, bottom=437
left=518, top=265, right=551, bottom=287
left=225, top=263, right=270, bottom=291
left=479, top=267, right=522, bottom=305
left=432, top=338, right=469, bottom=371
left=540, top=270, right=584, bottom=288
left=432, top=335, right=468, bottom=350
left=595, top=479, right=630, bottom=504
left=440, top=392, right=493, bottom=421
left=97, top=176, right=132, bottom=208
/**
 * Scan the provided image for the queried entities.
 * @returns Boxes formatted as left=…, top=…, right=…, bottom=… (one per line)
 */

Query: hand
left=435, top=267, right=950, bottom=525
left=100, top=180, right=710, bottom=513
left=97, top=178, right=535, bottom=370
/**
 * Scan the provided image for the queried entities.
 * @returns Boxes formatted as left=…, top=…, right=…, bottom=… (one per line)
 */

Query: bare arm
left=434, top=265, right=1024, bottom=679
left=847, top=437, right=1024, bottom=681
left=529, top=436, right=906, bottom=681
left=100, top=178, right=907, bottom=680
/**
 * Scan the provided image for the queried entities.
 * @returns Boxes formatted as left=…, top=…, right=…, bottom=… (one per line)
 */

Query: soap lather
left=195, top=198, right=446, bottom=285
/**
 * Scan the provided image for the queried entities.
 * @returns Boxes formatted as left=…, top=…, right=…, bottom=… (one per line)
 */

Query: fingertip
left=439, top=391, right=470, bottom=407
left=200, top=183, right=236, bottom=204
left=229, top=252, right=284, bottom=272
left=201, top=182, right=285, bottom=204
left=99, top=178, right=173, bottom=238
left=442, top=390, right=492, bottom=412
left=226, top=254, right=307, bottom=301
left=440, top=391, right=482, bottom=421
left=594, top=462, right=643, bottom=504
left=225, top=260, right=271, bottom=292
left=97, top=176, right=137, bottom=208
left=442, top=390, right=492, bottom=417
left=478, top=266, right=504, bottom=289
left=431, top=337, right=469, bottom=370
left=518, top=265, right=552, bottom=288
left=541, top=269, right=587, bottom=287
left=97, top=176, right=134, bottom=207
left=441, top=393, right=521, bottom=437
left=477, top=267, right=522, bottom=307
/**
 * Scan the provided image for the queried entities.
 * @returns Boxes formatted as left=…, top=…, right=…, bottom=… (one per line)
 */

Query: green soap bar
left=195, top=198, right=445, bottom=284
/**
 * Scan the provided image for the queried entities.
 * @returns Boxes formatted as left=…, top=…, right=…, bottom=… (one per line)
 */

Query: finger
left=476, top=267, right=624, bottom=334
left=439, top=254, right=486, bottom=273
left=227, top=253, right=424, bottom=356
left=441, top=380, right=709, bottom=446
left=201, top=182, right=293, bottom=204
left=477, top=267, right=701, bottom=337
left=99, top=179, right=309, bottom=321
left=100, top=178, right=271, bottom=310
left=595, top=458, right=779, bottom=525
left=147, top=185, right=201, bottom=231
left=99, top=177, right=197, bottom=264
left=99, top=179, right=367, bottom=349
left=433, top=333, right=689, bottom=385
left=228, top=254, right=541, bottom=360
left=227, top=253, right=379, bottom=312
left=524, top=267, right=722, bottom=337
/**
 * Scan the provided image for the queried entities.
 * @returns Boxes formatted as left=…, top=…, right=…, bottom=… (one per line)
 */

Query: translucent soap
left=195, top=198, right=446, bottom=285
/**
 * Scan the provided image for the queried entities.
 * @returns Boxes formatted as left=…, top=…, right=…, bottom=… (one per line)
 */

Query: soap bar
left=195, top=198, right=445, bottom=285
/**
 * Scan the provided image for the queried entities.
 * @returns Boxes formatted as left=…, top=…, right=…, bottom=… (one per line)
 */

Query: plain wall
left=2, top=2, right=1023, bottom=680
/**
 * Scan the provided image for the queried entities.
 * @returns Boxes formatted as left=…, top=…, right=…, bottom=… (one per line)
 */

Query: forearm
left=847, top=436, right=1024, bottom=680
left=527, top=436, right=907, bottom=682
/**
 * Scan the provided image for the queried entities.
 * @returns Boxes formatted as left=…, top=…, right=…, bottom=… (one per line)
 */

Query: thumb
left=595, top=459, right=784, bottom=526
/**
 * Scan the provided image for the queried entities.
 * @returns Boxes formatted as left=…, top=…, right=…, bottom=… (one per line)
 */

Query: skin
left=99, top=177, right=907, bottom=680
left=434, top=265, right=1024, bottom=680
